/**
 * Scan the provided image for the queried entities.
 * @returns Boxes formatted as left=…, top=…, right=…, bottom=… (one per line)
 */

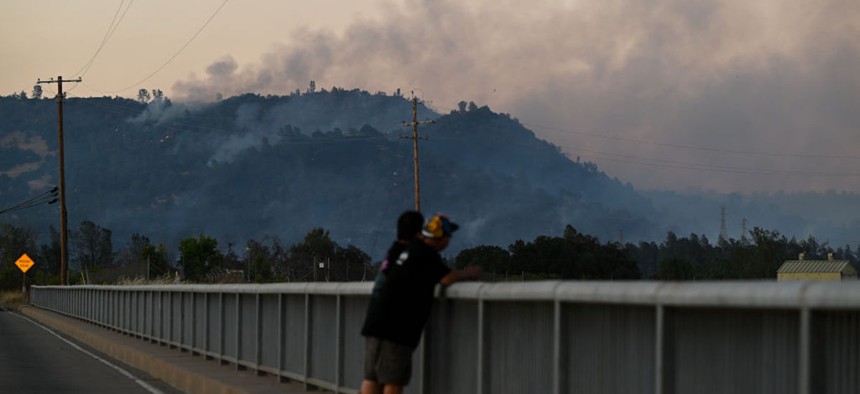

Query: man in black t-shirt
left=362, top=210, right=424, bottom=341
left=360, top=213, right=482, bottom=394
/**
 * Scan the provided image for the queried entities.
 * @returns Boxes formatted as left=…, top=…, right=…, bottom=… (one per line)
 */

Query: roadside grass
left=114, top=276, right=178, bottom=285
left=0, top=291, right=26, bottom=309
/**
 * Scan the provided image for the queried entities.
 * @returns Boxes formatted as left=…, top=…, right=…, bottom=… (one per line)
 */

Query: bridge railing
left=30, top=281, right=860, bottom=394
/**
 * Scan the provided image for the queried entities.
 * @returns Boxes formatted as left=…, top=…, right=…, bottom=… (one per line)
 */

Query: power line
left=70, top=0, right=136, bottom=80
left=95, top=0, right=230, bottom=94
left=0, top=187, right=59, bottom=215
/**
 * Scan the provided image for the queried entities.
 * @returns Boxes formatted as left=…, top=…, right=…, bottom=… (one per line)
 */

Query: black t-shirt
left=361, top=239, right=452, bottom=349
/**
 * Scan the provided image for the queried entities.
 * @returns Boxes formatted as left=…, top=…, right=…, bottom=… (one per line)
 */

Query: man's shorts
left=364, top=336, right=413, bottom=385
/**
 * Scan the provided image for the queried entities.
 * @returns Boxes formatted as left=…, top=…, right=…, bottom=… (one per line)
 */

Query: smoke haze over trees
left=2, top=89, right=860, bottom=270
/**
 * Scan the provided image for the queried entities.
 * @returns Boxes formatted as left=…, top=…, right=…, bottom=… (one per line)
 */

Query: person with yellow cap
left=360, top=213, right=482, bottom=394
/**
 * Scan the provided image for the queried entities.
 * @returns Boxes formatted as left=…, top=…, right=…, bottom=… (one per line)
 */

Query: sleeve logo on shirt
left=396, top=251, right=409, bottom=266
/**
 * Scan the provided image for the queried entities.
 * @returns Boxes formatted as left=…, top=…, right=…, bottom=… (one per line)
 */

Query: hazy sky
left=3, top=0, right=859, bottom=194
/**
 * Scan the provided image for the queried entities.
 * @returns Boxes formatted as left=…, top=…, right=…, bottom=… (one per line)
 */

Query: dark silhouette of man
left=360, top=213, right=481, bottom=394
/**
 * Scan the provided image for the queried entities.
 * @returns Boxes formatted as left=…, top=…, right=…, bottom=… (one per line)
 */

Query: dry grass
left=0, top=291, right=26, bottom=309
left=113, top=276, right=178, bottom=285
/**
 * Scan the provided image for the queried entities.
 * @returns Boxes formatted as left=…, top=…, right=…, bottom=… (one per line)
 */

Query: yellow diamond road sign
left=16, top=253, right=35, bottom=273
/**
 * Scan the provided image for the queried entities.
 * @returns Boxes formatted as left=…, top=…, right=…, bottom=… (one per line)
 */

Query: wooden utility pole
left=400, top=94, right=434, bottom=211
left=37, top=76, right=81, bottom=286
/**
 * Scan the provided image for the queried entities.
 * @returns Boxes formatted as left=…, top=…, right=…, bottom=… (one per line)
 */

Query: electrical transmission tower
left=37, top=76, right=81, bottom=286
left=400, top=94, right=435, bottom=211
left=719, top=206, right=728, bottom=241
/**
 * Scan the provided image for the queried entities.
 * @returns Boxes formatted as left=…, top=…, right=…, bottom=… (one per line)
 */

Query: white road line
left=11, top=312, right=165, bottom=394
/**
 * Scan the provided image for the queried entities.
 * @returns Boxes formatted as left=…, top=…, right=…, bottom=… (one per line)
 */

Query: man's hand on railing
left=440, top=265, right=483, bottom=286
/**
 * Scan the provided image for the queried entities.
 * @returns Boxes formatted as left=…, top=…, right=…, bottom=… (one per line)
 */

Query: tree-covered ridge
left=0, top=90, right=652, bottom=255
left=4, top=89, right=860, bottom=270
left=1, top=217, right=853, bottom=289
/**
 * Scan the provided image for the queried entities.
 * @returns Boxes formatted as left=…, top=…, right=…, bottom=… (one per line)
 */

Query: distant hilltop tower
left=307, top=81, right=316, bottom=94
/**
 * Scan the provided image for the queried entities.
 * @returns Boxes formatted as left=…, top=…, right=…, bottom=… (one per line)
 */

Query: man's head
left=421, top=214, right=459, bottom=251
left=397, top=210, right=425, bottom=241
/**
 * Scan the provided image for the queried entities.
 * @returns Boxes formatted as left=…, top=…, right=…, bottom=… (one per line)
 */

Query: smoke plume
left=172, top=0, right=860, bottom=193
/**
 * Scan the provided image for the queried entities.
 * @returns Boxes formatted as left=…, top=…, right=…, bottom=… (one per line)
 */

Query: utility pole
left=400, top=94, right=435, bottom=211
left=37, top=76, right=81, bottom=286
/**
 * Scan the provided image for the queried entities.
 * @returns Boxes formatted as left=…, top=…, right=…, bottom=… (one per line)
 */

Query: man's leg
left=382, top=384, right=404, bottom=394
left=376, top=339, right=411, bottom=394
left=360, top=379, right=383, bottom=394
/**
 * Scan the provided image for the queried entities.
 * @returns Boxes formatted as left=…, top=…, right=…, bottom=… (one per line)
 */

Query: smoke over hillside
left=3, top=91, right=860, bottom=260
left=0, top=92, right=655, bottom=257
left=171, top=0, right=860, bottom=194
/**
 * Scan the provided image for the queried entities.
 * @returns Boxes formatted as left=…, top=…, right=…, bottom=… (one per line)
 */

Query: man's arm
left=439, top=265, right=482, bottom=286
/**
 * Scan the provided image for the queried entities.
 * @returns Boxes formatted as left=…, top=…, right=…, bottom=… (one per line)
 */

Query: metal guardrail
left=30, top=281, right=860, bottom=394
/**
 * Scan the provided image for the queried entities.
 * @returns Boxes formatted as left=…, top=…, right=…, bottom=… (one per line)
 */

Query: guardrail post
left=83, top=288, right=88, bottom=322
left=150, top=291, right=155, bottom=341
left=132, top=290, right=137, bottom=336
left=180, top=291, right=186, bottom=351
left=799, top=307, right=810, bottom=394
left=124, top=290, right=130, bottom=333
left=190, top=290, right=196, bottom=353
left=204, top=291, right=211, bottom=359
left=278, top=293, right=286, bottom=383
left=335, top=293, right=343, bottom=392
left=236, top=292, right=243, bottom=370
left=255, top=293, right=263, bottom=375
left=477, top=298, right=486, bottom=394
left=138, top=290, right=143, bottom=336
left=656, top=304, right=667, bottom=394
left=219, top=292, right=226, bottom=365
left=552, top=299, right=562, bottom=394
left=168, top=290, right=174, bottom=347
left=105, top=289, right=109, bottom=325
left=131, top=291, right=136, bottom=335
left=111, top=289, right=115, bottom=329
left=304, top=293, right=311, bottom=390
left=160, top=290, right=166, bottom=345
left=112, top=289, right=117, bottom=329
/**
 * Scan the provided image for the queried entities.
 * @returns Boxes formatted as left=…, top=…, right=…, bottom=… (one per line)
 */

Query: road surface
left=0, top=306, right=176, bottom=393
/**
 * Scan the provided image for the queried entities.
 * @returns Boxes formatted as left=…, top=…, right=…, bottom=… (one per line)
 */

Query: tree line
left=0, top=220, right=375, bottom=289
left=1, top=219, right=855, bottom=290
left=457, top=225, right=857, bottom=280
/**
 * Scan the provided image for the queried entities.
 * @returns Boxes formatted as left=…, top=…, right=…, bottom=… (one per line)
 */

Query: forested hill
left=0, top=90, right=658, bottom=255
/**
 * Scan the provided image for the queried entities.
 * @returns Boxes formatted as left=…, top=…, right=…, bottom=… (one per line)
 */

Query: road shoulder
left=19, top=305, right=310, bottom=394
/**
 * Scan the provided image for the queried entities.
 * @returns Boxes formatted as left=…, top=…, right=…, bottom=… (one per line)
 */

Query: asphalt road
left=0, top=306, right=178, bottom=394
